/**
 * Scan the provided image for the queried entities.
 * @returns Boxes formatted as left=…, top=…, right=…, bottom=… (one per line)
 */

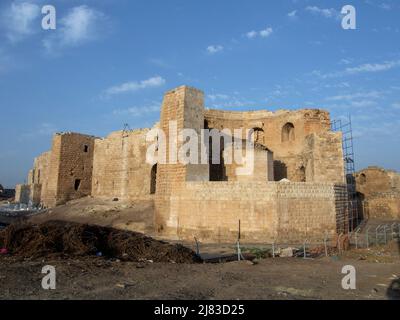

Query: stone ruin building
left=354, top=166, right=400, bottom=220
left=15, top=85, right=355, bottom=243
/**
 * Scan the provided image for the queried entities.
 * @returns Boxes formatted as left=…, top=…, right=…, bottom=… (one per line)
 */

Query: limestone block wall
left=40, top=133, right=97, bottom=207
left=163, top=181, right=347, bottom=243
left=355, top=167, right=400, bottom=220
left=365, top=193, right=400, bottom=220
left=92, top=129, right=153, bottom=200
left=224, top=145, right=274, bottom=182
left=155, top=86, right=209, bottom=234
left=303, top=131, right=345, bottom=184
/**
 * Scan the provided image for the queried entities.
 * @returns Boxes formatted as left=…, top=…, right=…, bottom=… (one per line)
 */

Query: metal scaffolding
left=331, top=115, right=360, bottom=232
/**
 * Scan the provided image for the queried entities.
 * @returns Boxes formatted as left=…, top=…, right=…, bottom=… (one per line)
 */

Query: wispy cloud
left=43, top=5, right=107, bottom=53
left=20, top=123, right=57, bottom=140
left=325, top=90, right=386, bottom=110
left=313, top=60, right=400, bottom=79
left=113, top=103, right=160, bottom=117
left=206, top=45, right=223, bottom=54
left=327, top=91, right=384, bottom=101
left=305, top=6, right=341, bottom=20
left=392, top=102, right=400, bottom=109
left=207, top=94, right=230, bottom=101
left=103, top=76, right=166, bottom=97
left=2, top=1, right=40, bottom=43
left=246, top=27, right=273, bottom=39
left=288, top=10, right=297, bottom=18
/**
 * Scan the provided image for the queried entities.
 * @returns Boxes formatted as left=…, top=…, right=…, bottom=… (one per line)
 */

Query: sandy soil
left=29, top=197, right=155, bottom=235
left=0, top=245, right=399, bottom=300
left=0, top=255, right=399, bottom=300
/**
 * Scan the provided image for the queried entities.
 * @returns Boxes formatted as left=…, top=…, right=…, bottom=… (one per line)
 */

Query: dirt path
left=1, top=255, right=399, bottom=300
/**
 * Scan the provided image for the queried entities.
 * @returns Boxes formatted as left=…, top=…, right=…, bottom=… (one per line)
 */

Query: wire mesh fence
left=184, top=223, right=400, bottom=262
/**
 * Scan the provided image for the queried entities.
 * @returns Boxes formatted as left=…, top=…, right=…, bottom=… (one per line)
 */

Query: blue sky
left=0, top=0, right=399, bottom=187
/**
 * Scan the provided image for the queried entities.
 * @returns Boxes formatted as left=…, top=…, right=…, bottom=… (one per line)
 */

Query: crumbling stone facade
left=16, top=132, right=96, bottom=207
left=16, top=85, right=350, bottom=243
left=355, top=166, right=400, bottom=220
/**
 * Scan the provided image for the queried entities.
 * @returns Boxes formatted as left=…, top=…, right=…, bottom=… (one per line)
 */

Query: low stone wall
left=162, top=181, right=347, bottom=243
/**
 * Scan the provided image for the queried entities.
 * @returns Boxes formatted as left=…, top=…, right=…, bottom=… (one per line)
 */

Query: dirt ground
left=29, top=197, right=155, bottom=235
left=0, top=245, right=399, bottom=300
left=0, top=198, right=399, bottom=300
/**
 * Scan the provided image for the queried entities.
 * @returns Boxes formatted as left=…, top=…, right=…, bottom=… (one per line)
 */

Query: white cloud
left=113, top=104, right=160, bottom=117
left=345, top=60, right=400, bottom=75
left=246, top=30, right=258, bottom=39
left=43, top=5, right=106, bottom=52
left=246, top=27, right=273, bottom=39
left=260, top=27, right=273, bottom=38
left=305, top=6, right=341, bottom=20
left=104, top=76, right=166, bottom=96
left=288, top=10, right=297, bottom=18
left=2, top=2, right=40, bottom=42
left=207, top=94, right=230, bottom=101
left=206, top=45, right=223, bottom=54
left=314, top=60, right=400, bottom=79
left=339, top=58, right=352, bottom=65
left=20, top=123, right=57, bottom=140
left=392, top=102, right=400, bottom=109
left=379, top=3, right=391, bottom=10
left=327, top=91, right=383, bottom=101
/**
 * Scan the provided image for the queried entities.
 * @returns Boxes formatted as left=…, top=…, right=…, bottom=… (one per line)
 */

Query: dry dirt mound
left=0, top=220, right=202, bottom=263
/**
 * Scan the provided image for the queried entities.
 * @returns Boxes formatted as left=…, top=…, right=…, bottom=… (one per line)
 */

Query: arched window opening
left=282, top=123, right=295, bottom=142
left=359, top=173, right=366, bottom=185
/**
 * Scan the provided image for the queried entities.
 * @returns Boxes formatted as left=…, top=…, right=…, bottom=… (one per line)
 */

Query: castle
left=16, top=85, right=352, bottom=243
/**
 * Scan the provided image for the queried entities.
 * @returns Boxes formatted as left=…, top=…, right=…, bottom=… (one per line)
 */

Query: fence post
left=324, top=232, right=328, bottom=257
left=383, top=225, right=387, bottom=244
left=355, top=229, right=358, bottom=249
left=303, top=239, right=307, bottom=259
left=366, top=227, right=370, bottom=248
left=194, top=237, right=200, bottom=255
left=272, top=241, right=275, bottom=258
left=375, top=225, right=381, bottom=245
left=337, top=233, right=343, bottom=254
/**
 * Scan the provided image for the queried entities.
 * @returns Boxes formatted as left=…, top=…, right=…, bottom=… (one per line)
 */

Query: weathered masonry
left=16, top=85, right=349, bottom=243
left=354, top=166, right=400, bottom=220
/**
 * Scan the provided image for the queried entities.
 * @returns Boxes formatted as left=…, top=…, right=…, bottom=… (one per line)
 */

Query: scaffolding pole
left=331, top=115, right=359, bottom=232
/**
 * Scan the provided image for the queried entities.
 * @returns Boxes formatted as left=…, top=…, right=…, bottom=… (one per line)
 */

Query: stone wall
left=163, top=181, right=347, bottom=243
left=355, top=167, right=400, bottom=220
left=28, top=133, right=97, bottom=207
left=92, top=129, right=153, bottom=200
left=204, top=108, right=344, bottom=184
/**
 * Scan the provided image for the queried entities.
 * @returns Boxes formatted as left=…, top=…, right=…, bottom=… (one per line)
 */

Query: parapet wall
left=161, top=181, right=347, bottom=243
